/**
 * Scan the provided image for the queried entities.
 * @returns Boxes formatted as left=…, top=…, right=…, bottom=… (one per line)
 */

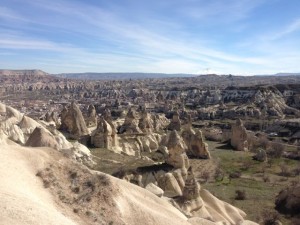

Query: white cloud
left=269, top=18, right=300, bottom=40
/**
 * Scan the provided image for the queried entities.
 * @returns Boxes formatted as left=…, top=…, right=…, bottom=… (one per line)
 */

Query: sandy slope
left=0, top=137, right=257, bottom=225
left=0, top=140, right=191, bottom=225
left=0, top=142, right=78, bottom=225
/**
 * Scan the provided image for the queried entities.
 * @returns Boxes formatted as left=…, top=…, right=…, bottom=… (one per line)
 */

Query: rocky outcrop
left=19, top=115, right=41, bottom=135
left=181, top=167, right=203, bottom=215
left=86, top=104, right=97, bottom=127
left=119, top=108, right=142, bottom=134
left=60, top=102, right=89, bottom=138
left=182, top=127, right=210, bottom=159
left=91, top=117, right=117, bottom=149
left=45, top=111, right=59, bottom=125
left=157, top=172, right=183, bottom=197
left=166, top=130, right=189, bottom=169
left=145, top=183, right=164, bottom=197
left=168, top=111, right=181, bottom=131
left=231, top=119, right=248, bottom=151
left=152, top=114, right=169, bottom=131
left=25, top=127, right=59, bottom=149
left=138, top=109, right=153, bottom=133
left=0, top=103, right=25, bottom=143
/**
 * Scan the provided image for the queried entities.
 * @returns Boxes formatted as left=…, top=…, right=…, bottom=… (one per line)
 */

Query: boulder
left=152, top=114, right=169, bottom=131
left=119, top=108, right=142, bottom=134
left=145, top=183, right=164, bottom=197
left=86, top=104, right=97, bottom=127
left=25, top=127, right=59, bottom=149
left=182, top=127, right=210, bottom=159
left=166, top=131, right=189, bottom=169
left=181, top=167, right=204, bottom=215
left=168, top=111, right=181, bottom=131
left=138, top=109, right=153, bottom=133
left=231, top=119, right=248, bottom=151
left=19, top=115, right=41, bottom=134
left=91, top=117, right=117, bottom=149
left=157, top=173, right=183, bottom=198
left=60, top=102, right=89, bottom=138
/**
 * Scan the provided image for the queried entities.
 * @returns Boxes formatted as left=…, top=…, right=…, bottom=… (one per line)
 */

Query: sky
left=0, top=0, right=300, bottom=75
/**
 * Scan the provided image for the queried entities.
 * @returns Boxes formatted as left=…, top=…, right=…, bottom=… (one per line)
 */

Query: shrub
left=214, top=166, right=224, bottom=181
left=263, top=175, right=270, bottom=183
left=258, top=136, right=270, bottom=150
left=235, top=190, right=246, bottom=200
left=261, top=210, right=281, bottom=225
left=240, top=161, right=252, bottom=171
left=229, top=171, right=241, bottom=179
left=268, top=141, right=285, bottom=158
left=200, top=170, right=210, bottom=183
left=279, top=164, right=292, bottom=177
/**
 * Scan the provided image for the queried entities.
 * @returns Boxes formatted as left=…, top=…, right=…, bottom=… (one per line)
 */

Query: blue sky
left=0, top=0, right=300, bottom=74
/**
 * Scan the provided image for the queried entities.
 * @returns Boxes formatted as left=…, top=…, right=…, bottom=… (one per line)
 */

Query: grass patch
left=204, top=140, right=300, bottom=224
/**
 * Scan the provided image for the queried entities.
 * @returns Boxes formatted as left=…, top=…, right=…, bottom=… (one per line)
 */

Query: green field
left=201, top=141, right=300, bottom=224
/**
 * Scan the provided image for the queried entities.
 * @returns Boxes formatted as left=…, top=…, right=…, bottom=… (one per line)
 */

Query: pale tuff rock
left=103, top=108, right=115, bottom=126
left=168, top=111, right=181, bottom=131
left=25, top=127, right=59, bottom=149
left=182, top=126, right=210, bottom=159
left=141, top=134, right=159, bottom=152
left=157, top=172, right=183, bottom=197
left=166, top=130, right=190, bottom=169
left=118, top=134, right=160, bottom=156
left=0, top=104, right=25, bottom=143
left=0, top=102, right=6, bottom=113
left=181, top=167, right=204, bottom=215
left=86, top=104, right=97, bottom=127
left=182, top=167, right=201, bottom=201
left=5, top=105, right=23, bottom=122
left=91, top=117, right=117, bottom=149
left=231, top=119, right=248, bottom=151
left=172, top=168, right=187, bottom=190
left=19, top=115, right=41, bottom=135
left=6, top=124, right=25, bottom=144
left=199, top=189, right=247, bottom=224
left=60, top=102, right=89, bottom=138
left=187, top=217, right=216, bottom=225
left=45, top=111, right=58, bottom=125
left=152, top=114, right=169, bottom=131
left=119, top=108, right=142, bottom=134
left=70, top=141, right=93, bottom=163
left=138, top=109, right=154, bottom=133
left=145, top=183, right=164, bottom=197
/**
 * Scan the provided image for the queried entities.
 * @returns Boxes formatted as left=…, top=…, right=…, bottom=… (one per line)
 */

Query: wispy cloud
left=177, top=0, right=265, bottom=23
left=268, top=18, right=300, bottom=40
left=0, top=0, right=299, bottom=74
left=0, top=6, right=24, bottom=20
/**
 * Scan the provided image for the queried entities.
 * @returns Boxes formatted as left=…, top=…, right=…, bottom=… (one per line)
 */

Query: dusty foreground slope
left=0, top=142, right=77, bottom=225
left=0, top=138, right=191, bottom=225
left=0, top=131, right=257, bottom=225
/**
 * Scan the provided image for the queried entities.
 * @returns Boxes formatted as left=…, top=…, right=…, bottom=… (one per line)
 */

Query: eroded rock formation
left=182, top=126, right=210, bottom=159
left=119, top=108, right=142, bottom=134
left=91, top=117, right=117, bottom=149
left=231, top=119, right=248, bottom=151
left=86, top=104, right=97, bottom=127
left=168, top=111, right=181, bottom=131
left=60, top=102, right=89, bottom=138
left=25, top=127, right=59, bottom=149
